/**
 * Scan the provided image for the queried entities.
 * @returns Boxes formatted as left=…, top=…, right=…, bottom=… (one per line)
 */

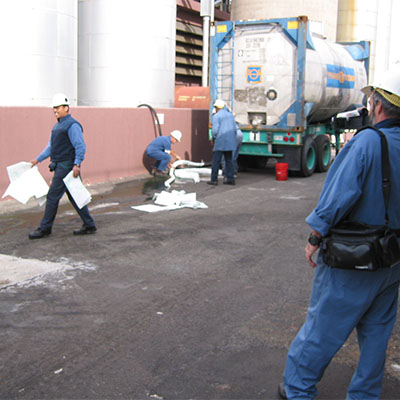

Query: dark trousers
left=211, top=150, right=234, bottom=182
left=146, top=149, right=171, bottom=171
left=40, top=165, right=96, bottom=231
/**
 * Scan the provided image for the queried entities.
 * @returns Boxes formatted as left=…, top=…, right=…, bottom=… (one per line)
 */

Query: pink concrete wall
left=0, top=107, right=212, bottom=202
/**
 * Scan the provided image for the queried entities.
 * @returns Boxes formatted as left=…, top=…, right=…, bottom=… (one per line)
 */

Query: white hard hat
left=362, top=70, right=400, bottom=107
left=213, top=99, right=225, bottom=109
left=170, top=130, right=182, bottom=142
left=52, top=93, right=70, bottom=107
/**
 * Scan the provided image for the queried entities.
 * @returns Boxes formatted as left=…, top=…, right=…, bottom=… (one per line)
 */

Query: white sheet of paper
left=132, top=190, right=207, bottom=212
left=63, top=171, right=91, bottom=209
left=2, top=180, right=32, bottom=204
left=6, top=161, right=32, bottom=182
left=154, top=190, right=185, bottom=206
left=2, top=163, right=49, bottom=204
left=2, top=162, right=32, bottom=200
left=131, top=204, right=182, bottom=213
left=24, top=167, right=49, bottom=199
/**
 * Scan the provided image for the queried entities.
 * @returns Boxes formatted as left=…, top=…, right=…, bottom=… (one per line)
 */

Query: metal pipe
left=202, top=15, right=210, bottom=87
left=201, top=0, right=213, bottom=87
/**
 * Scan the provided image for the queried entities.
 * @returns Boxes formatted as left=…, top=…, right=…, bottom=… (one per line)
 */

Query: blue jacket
left=211, top=108, right=237, bottom=151
left=307, top=119, right=400, bottom=236
left=146, top=136, right=171, bottom=155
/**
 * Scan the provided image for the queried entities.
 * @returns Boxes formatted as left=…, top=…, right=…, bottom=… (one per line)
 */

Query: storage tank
left=0, top=0, right=78, bottom=106
left=78, top=0, right=176, bottom=107
left=336, top=0, right=378, bottom=81
left=337, top=0, right=393, bottom=82
left=231, top=0, right=339, bottom=42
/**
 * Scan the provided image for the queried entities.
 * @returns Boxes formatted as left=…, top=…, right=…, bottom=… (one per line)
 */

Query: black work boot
left=73, top=225, right=97, bottom=235
left=278, top=382, right=287, bottom=399
left=29, top=227, right=51, bottom=239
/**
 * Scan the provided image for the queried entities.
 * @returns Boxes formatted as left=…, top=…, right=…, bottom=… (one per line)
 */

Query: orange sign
left=174, top=86, right=210, bottom=109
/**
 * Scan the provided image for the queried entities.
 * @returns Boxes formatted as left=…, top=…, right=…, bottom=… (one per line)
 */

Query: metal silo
left=337, top=0, right=392, bottom=82
left=0, top=0, right=78, bottom=106
left=78, top=0, right=176, bottom=107
left=230, top=0, right=339, bottom=42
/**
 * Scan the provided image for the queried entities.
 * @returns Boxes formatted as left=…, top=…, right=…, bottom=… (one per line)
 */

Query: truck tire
left=301, top=136, right=317, bottom=177
left=314, top=134, right=331, bottom=172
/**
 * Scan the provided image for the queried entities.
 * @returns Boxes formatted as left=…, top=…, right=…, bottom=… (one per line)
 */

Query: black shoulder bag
left=321, top=127, right=400, bottom=271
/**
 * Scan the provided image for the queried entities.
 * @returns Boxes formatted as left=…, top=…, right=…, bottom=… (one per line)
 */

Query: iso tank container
left=211, top=17, right=369, bottom=128
left=231, top=0, right=339, bottom=42
left=0, top=0, right=78, bottom=106
left=209, top=16, right=370, bottom=176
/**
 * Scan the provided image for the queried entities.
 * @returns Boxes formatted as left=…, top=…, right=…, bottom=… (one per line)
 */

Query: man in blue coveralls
left=279, top=70, right=400, bottom=399
left=146, top=130, right=182, bottom=176
left=207, top=99, right=237, bottom=186
left=29, top=93, right=96, bottom=239
left=222, top=121, right=243, bottom=178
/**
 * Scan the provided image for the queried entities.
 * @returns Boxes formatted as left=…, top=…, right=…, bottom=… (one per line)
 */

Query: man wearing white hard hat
left=278, top=70, right=400, bottom=399
left=146, top=130, right=182, bottom=176
left=207, top=99, right=237, bottom=185
left=29, top=93, right=97, bottom=239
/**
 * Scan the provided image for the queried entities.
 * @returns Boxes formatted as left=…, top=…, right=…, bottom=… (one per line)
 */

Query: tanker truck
left=209, top=16, right=370, bottom=176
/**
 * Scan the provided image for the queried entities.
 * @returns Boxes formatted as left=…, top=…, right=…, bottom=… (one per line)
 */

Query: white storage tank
left=337, top=0, right=378, bottom=80
left=337, top=0, right=392, bottom=82
left=78, top=0, right=176, bottom=107
left=231, top=0, right=339, bottom=42
left=0, top=0, right=78, bottom=106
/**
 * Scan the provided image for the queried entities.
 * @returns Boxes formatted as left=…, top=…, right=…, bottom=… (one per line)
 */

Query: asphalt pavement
left=0, top=166, right=399, bottom=399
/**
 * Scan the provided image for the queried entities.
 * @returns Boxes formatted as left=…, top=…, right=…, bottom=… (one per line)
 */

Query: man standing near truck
left=207, top=99, right=237, bottom=186
left=278, top=70, right=400, bottom=399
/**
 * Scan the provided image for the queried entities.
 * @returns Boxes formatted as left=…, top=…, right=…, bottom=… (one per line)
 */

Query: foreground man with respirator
left=278, top=70, right=400, bottom=399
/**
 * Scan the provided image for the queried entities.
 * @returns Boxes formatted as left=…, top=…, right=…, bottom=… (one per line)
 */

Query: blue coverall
left=222, top=123, right=243, bottom=176
left=283, top=119, right=400, bottom=399
left=146, top=136, right=172, bottom=172
left=210, top=107, right=237, bottom=182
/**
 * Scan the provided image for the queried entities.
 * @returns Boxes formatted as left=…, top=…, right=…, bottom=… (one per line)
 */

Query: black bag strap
left=355, top=126, right=391, bottom=225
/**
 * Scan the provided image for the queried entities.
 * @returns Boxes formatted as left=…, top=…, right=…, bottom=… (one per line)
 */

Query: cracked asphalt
left=0, top=167, right=399, bottom=399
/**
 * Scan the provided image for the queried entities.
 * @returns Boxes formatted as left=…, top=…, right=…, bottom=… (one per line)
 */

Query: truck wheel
left=314, top=135, right=331, bottom=172
left=301, top=136, right=317, bottom=177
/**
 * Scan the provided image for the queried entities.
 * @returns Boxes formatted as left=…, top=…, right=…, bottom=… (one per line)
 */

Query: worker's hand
left=30, top=159, right=38, bottom=167
left=175, top=155, right=181, bottom=161
left=72, top=165, right=80, bottom=178
left=305, top=242, right=319, bottom=268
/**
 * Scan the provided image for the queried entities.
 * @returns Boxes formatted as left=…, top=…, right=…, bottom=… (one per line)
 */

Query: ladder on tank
left=215, top=44, right=234, bottom=111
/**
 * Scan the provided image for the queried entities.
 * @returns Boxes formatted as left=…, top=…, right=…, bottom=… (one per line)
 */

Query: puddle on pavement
left=0, top=176, right=168, bottom=235
left=92, top=176, right=167, bottom=207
